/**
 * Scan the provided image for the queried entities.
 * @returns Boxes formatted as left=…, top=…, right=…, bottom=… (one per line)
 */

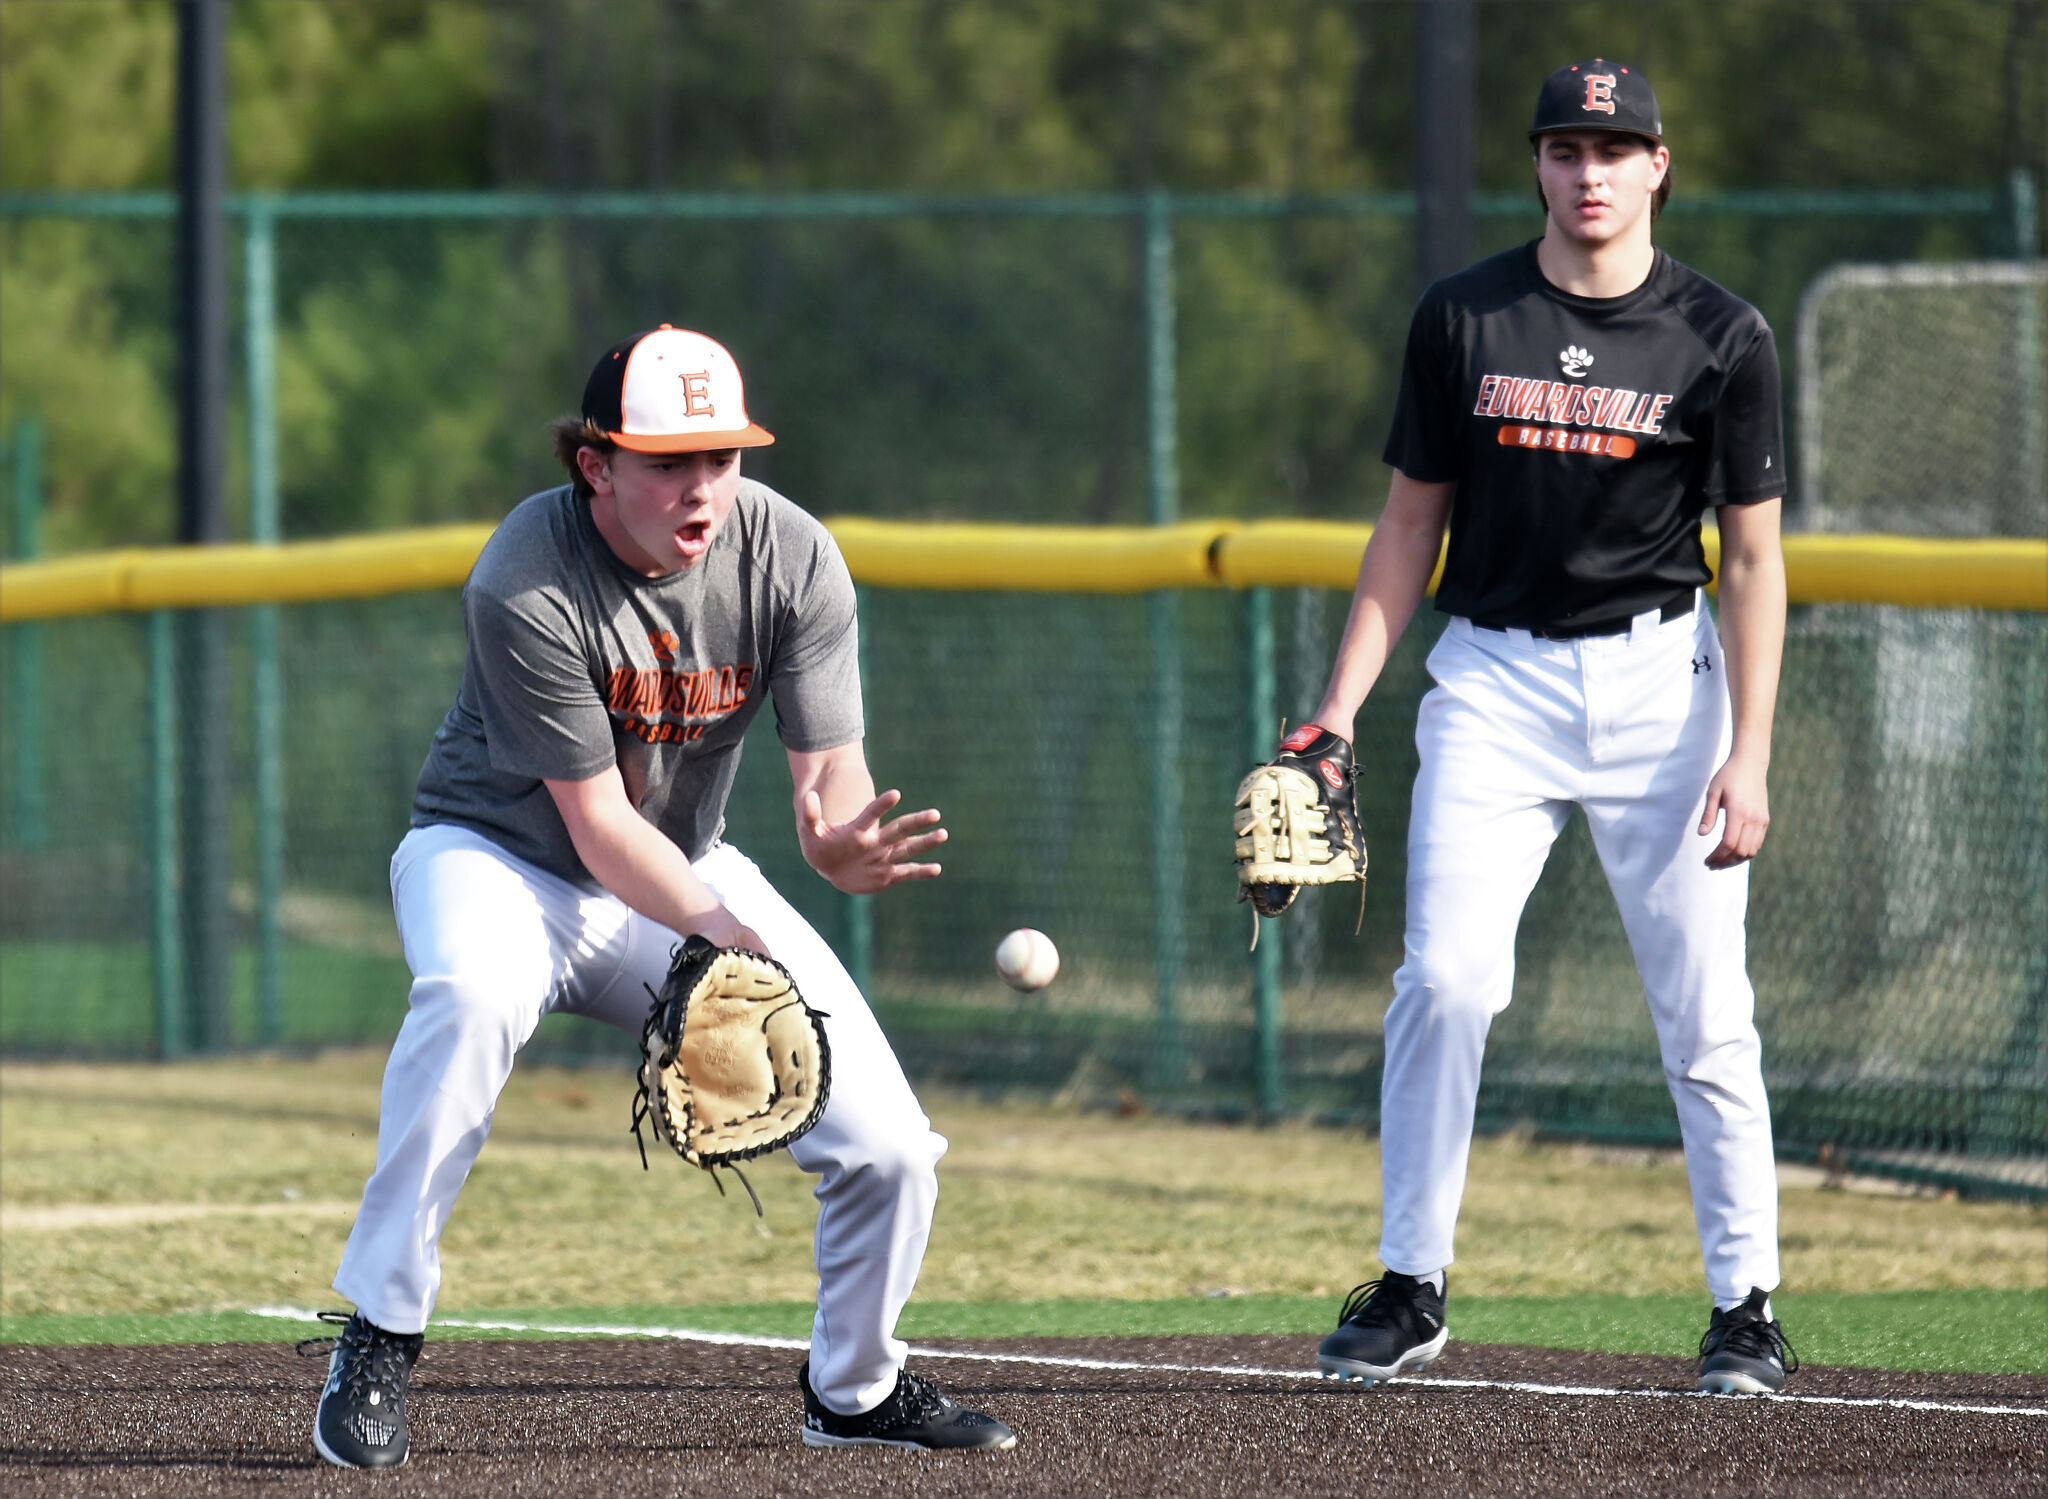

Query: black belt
left=1472, top=587, right=1695, bottom=641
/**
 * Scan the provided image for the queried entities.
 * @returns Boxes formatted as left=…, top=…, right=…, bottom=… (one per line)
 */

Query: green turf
left=4, top=1290, right=2041, bottom=1374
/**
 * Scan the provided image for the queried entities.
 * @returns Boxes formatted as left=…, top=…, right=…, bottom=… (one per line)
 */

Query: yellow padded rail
left=0, top=525, right=499, bottom=620
left=1213, top=523, right=2047, bottom=610
left=1773, top=534, right=2048, bottom=610
left=1212, top=521, right=1434, bottom=591
left=2, top=518, right=2043, bottom=620
left=826, top=517, right=1234, bottom=592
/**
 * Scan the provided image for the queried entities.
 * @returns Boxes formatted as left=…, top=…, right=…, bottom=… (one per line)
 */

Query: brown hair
left=548, top=414, right=615, bottom=499
left=1533, top=135, right=1672, bottom=223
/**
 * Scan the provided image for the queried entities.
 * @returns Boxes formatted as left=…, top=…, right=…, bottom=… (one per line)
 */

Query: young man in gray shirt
left=313, top=326, right=1015, bottom=1467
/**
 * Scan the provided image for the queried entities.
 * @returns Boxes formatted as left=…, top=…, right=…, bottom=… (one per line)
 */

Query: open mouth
left=675, top=518, right=712, bottom=557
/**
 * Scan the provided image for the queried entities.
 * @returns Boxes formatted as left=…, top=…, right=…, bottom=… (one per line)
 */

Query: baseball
left=994, top=928, right=1059, bottom=991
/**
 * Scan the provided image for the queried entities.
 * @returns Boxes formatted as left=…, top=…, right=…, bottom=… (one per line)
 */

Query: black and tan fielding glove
left=630, top=936, right=831, bottom=1213
left=1233, top=724, right=1366, bottom=942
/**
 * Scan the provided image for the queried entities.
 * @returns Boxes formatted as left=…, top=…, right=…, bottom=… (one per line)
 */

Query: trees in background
left=2, top=0, right=2039, bottom=546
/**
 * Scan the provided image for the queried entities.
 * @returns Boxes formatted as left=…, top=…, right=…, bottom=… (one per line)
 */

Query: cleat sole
left=1316, top=1326, right=1449, bottom=1387
left=803, top=1427, right=1018, bottom=1452
left=1699, top=1370, right=1781, bottom=1396
left=313, top=1422, right=409, bottom=1471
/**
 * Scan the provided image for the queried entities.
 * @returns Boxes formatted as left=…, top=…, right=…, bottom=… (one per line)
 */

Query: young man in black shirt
left=1303, top=60, right=1795, bottom=1394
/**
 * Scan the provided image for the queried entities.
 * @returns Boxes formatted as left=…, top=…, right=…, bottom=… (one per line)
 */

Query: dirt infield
left=4, top=1335, right=2042, bottom=1498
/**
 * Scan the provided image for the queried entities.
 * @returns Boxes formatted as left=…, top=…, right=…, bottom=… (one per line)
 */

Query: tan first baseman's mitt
left=630, top=936, right=831, bottom=1212
left=1233, top=724, right=1366, bottom=941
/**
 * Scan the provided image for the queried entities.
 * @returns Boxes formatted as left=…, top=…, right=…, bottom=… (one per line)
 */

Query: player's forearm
left=1714, top=515, right=1786, bottom=764
left=795, top=743, right=878, bottom=832
left=1314, top=542, right=1430, bottom=726
left=1311, top=476, right=1453, bottom=740
left=574, top=807, right=731, bottom=935
left=546, top=772, right=737, bottom=940
left=789, top=741, right=887, bottom=886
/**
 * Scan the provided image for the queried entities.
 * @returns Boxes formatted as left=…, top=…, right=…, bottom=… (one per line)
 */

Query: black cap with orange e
left=1529, top=59, right=1662, bottom=142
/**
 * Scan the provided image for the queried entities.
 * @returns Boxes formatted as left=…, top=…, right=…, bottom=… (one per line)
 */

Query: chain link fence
left=3, top=189, right=2044, bottom=1198
left=2, top=581, right=2042, bottom=1196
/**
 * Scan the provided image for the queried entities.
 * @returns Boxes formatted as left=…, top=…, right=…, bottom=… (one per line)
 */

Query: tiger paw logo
left=648, top=630, right=680, bottom=664
left=1559, top=345, right=1594, bottom=378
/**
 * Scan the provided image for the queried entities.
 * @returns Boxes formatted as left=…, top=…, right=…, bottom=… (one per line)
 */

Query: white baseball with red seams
left=994, top=929, right=1059, bottom=991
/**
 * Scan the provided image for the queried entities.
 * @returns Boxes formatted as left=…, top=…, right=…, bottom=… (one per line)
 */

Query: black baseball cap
left=1529, top=59, right=1662, bottom=142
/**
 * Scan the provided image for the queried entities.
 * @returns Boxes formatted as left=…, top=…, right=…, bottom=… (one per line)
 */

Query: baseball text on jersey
left=1496, top=425, right=1637, bottom=457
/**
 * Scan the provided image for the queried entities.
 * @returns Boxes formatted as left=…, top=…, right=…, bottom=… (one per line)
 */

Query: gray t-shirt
left=412, top=480, right=863, bottom=885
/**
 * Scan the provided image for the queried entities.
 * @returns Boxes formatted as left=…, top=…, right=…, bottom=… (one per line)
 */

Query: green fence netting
left=2, top=590, right=2042, bottom=1198
left=2, top=185, right=2042, bottom=1199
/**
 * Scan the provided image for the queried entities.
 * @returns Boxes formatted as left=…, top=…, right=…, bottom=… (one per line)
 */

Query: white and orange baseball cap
left=580, top=325, right=775, bottom=452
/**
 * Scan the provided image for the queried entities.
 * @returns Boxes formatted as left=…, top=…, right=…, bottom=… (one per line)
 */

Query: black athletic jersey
left=1384, top=241, right=1783, bottom=632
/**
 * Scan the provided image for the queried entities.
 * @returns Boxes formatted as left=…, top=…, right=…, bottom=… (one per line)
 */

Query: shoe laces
left=1338, top=1276, right=1427, bottom=1329
left=1700, top=1306, right=1799, bottom=1373
left=888, top=1369, right=951, bottom=1424
left=299, top=1311, right=422, bottom=1402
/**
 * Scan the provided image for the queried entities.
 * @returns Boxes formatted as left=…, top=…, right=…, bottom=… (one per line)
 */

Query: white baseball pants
left=1378, top=599, right=1780, bottom=1303
left=333, top=823, right=946, bottom=1416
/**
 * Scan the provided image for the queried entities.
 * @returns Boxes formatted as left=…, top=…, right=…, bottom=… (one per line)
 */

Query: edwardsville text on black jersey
left=1472, top=373, right=1675, bottom=457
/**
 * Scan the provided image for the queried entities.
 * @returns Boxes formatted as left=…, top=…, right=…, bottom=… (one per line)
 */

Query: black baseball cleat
left=799, top=1361, right=1017, bottom=1450
left=309, top=1310, right=425, bottom=1469
left=1698, top=1287, right=1797, bottom=1394
left=1317, top=1271, right=1449, bottom=1385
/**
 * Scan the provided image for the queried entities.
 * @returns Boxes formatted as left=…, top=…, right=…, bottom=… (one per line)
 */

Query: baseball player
left=1303, top=61, right=1795, bottom=1393
left=311, top=326, right=1016, bottom=1467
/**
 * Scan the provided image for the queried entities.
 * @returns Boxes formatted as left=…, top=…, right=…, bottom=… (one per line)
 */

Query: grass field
left=4, top=1290, right=2044, bottom=1375
left=3, top=1054, right=2042, bottom=1373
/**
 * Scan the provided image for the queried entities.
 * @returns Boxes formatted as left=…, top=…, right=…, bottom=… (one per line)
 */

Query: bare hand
left=692, top=906, right=771, bottom=957
left=801, top=787, right=946, bottom=895
left=1698, top=753, right=1770, bottom=870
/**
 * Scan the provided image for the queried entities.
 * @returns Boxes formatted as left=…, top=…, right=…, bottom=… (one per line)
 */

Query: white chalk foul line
left=248, top=1307, right=2046, bottom=1421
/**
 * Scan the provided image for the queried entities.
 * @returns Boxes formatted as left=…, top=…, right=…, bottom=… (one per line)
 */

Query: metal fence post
left=2007, top=167, right=2039, bottom=257
left=6, top=416, right=47, bottom=850
left=845, top=584, right=874, bottom=995
left=175, top=0, right=232, bottom=1050
left=1144, top=189, right=1184, bottom=1090
left=1413, top=0, right=1476, bottom=290
left=246, top=199, right=285, bottom=1044
left=149, top=610, right=182, bottom=1056
left=1246, top=586, right=1284, bottom=1119
left=2014, top=174, right=2044, bottom=529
